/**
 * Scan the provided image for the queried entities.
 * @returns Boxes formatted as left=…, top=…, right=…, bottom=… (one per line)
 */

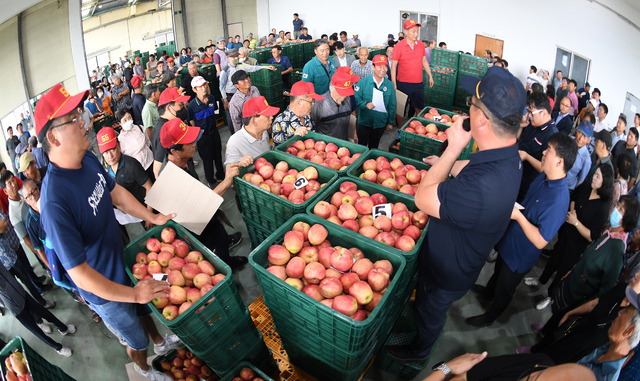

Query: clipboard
left=145, top=162, right=223, bottom=235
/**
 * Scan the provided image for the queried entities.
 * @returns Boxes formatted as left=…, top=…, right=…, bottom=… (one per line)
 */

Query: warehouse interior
left=0, top=0, right=640, bottom=380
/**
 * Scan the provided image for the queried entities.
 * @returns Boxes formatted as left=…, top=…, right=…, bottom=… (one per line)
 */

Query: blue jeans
left=90, top=300, right=152, bottom=351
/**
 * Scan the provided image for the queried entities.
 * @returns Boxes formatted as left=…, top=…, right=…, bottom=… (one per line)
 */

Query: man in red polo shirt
left=391, top=19, right=434, bottom=116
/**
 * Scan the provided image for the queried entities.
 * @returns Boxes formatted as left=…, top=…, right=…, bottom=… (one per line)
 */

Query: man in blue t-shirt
left=267, top=45, right=293, bottom=89
left=386, top=67, right=527, bottom=361
left=34, top=84, right=182, bottom=381
left=465, top=133, right=576, bottom=327
left=292, top=13, right=303, bottom=39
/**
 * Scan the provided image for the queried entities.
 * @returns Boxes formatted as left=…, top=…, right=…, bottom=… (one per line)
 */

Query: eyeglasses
left=527, top=108, right=544, bottom=115
left=24, top=187, right=39, bottom=201
left=299, top=98, right=315, bottom=106
left=50, top=109, right=82, bottom=130
left=465, top=96, right=485, bottom=113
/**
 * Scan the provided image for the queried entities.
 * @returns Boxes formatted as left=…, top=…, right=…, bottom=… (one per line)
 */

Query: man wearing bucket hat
left=160, top=118, right=247, bottom=268
left=18, top=152, right=46, bottom=183
left=271, top=81, right=321, bottom=145
left=391, top=19, right=434, bottom=116
left=387, top=67, right=526, bottom=361
left=35, top=84, right=182, bottom=380
left=310, top=67, right=360, bottom=141
left=354, top=55, right=396, bottom=149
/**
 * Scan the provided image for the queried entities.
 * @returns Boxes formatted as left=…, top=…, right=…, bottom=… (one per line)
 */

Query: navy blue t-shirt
left=292, top=18, right=303, bottom=32
left=421, top=144, right=523, bottom=291
left=497, top=173, right=570, bottom=273
left=187, top=94, right=217, bottom=133
left=41, top=152, right=129, bottom=305
left=518, top=120, right=558, bottom=199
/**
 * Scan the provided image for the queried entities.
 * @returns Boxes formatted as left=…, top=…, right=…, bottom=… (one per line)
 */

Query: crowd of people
left=1, top=12, right=640, bottom=381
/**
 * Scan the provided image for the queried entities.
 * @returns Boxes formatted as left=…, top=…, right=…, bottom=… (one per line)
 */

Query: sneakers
left=524, top=277, right=540, bottom=287
left=59, top=324, right=76, bottom=335
left=536, top=297, right=552, bottom=310
left=43, top=299, right=56, bottom=309
left=228, top=232, right=243, bottom=250
left=154, top=334, right=184, bottom=355
left=37, top=322, right=52, bottom=334
left=134, top=364, right=172, bottom=381
left=56, top=346, right=72, bottom=357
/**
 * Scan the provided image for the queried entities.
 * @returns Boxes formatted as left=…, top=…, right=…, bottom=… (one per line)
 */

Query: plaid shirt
left=351, top=60, right=373, bottom=79
left=271, top=107, right=315, bottom=145
left=0, top=212, right=20, bottom=270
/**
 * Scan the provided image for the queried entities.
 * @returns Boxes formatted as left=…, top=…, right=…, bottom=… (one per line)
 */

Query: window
left=554, top=47, right=590, bottom=89
left=399, top=11, right=438, bottom=43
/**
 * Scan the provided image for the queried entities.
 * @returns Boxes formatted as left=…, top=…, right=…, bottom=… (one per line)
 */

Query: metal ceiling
left=81, top=0, right=159, bottom=20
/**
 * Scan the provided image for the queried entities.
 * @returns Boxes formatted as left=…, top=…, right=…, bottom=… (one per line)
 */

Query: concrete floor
left=0, top=123, right=552, bottom=380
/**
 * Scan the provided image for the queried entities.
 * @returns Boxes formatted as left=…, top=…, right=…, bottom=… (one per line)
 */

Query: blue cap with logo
left=460, top=66, right=527, bottom=121
left=577, top=121, right=594, bottom=139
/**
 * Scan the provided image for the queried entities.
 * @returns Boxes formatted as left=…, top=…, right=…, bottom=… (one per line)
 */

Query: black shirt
left=181, top=70, right=204, bottom=101
left=131, top=93, right=146, bottom=126
left=152, top=117, right=169, bottom=163
left=107, top=154, right=149, bottom=205
left=5, top=136, right=19, bottom=160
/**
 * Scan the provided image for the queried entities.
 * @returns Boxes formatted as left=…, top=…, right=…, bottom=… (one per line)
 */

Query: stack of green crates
left=367, top=47, right=386, bottom=60
left=0, top=336, right=75, bottom=380
left=123, top=221, right=271, bottom=375
left=454, top=53, right=488, bottom=110
left=235, top=150, right=337, bottom=248
left=290, top=68, right=303, bottom=85
left=249, top=214, right=408, bottom=381
left=250, top=64, right=284, bottom=110
left=424, top=66, right=457, bottom=109
left=302, top=41, right=315, bottom=63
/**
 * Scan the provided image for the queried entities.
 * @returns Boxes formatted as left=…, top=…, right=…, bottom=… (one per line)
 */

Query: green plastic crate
left=458, top=54, right=488, bottom=76
left=220, top=361, right=274, bottom=381
left=424, top=66, right=457, bottom=108
left=0, top=336, right=75, bottom=381
left=274, top=131, right=369, bottom=177
left=249, top=214, right=407, bottom=361
left=290, top=68, right=303, bottom=84
left=431, top=48, right=460, bottom=68
left=346, top=149, right=431, bottom=196
left=305, top=177, right=427, bottom=273
left=122, top=221, right=260, bottom=358
left=399, top=117, right=473, bottom=161
left=235, top=150, right=337, bottom=231
left=388, top=138, right=401, bottom=154
left=418, top=106, right=466, bottom=119
left=243, top=215, right=273, bottom=249
left=249, top=64, right=282, bottom=86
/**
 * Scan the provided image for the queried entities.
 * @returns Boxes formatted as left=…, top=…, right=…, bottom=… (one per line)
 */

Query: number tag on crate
left=433, top=115, right=442, bottom=122
left=294, top=176, right=309, bottom=190
left=152, top=273, right=168, bottom=282
left=373, top=203, right=392, bottom=220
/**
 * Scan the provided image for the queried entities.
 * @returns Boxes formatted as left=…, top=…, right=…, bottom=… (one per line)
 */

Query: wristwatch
left=432, top=361, right=452, bottom=377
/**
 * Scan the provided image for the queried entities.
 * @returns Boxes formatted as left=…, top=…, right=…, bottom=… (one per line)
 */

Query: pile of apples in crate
left=4, top=351, right=30, bottom=381
left=312, top=181, right=428, bottom=252
left=230, top=366, right=265, bottom=381
left=404, top=108, right=463, bottom=141
left=267, top=223, right=395, bottom=320
left=157, top=348, right=216, bottom=381
left=284, top=138, right=361, bottom=170
left=241, top=157, right=326, bottom=203
left=130, top=227, right=225, bottom=321
left=358, top=156, right=428, bottom=195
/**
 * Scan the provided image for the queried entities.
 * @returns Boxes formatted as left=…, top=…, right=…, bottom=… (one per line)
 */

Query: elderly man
left=425, top=40, right=436, bottom=64
left=141, top=83, right=160, bottom=141
left=391, top=19, right=434, bottom=116
left=213, top=37, right=228, bottom=77
left=132, top=57, right=144, bottom=77
left=268, top=45, right=293, bottom=88
left=228, top=70, right=261, bottom=133
left=225, top=96, right=278, bottom=166
left=151, top=87, right=190, bottom=179
left=188, top=76, right=224, bottom=188
left=18, top=152, right=46, bottom=183
left=181, top=61, right=203, bottom=101
left=238, top=47, right=258, bottom=65
left=310, top=67, right=359, bottom=141
left=386, top=67, right=526, bottom=361
left=352, top=32, right=361, bottom=47
left=130, top=76, right=145, bottom=126
left=354, top=55, right=396, bottom=149
left=34, top=84, right=182, bottom=380
left=351, top=47, right=373, bottom=78
left=333, top=41, right=356, bottom=68
left=271, top=81, right=322, bottom=145
left=302, top=39, right=337, bottom=95
left=111, top=76, right=132, bottom=112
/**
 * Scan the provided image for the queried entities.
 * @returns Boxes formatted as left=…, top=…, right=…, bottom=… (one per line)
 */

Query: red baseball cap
left=35, top=84, right=89, bottom=141
left=160, top=118, right=202, bottom=148
left=331, top=67, right=360, bottom=97
left=97, top=127, right=118, bottom=154
left=403, top=19, right=421, bottom=30
left=131, top=75, right=143, bottom=88
left=158, top=87, right=190, bottom=107
left=242, top=96, right=280, bottom=118
left=372, top=55, right=388, bottom=66
left=290, top=81, right=323, bottom=101
left=167, top=57, right=174, bottom=63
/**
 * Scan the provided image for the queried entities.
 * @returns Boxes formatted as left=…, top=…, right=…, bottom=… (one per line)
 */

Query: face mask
left=122, top=120, right=134, bottom=131
left=610, top=207, right=623, bottom=228
left=97, top=92, right=103, bottom=98
left=240, top=57, right=247, bottom=63
left=173, top=106, right=189, bottom=122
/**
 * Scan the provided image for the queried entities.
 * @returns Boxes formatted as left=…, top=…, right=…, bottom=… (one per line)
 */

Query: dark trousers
left=356, top=124, right=385, bottom=149
left=413, top=272, right=467, bottom=357
left=482, top=255, right=528, bottom=320
left=192, top=216, right=230, bottom=262
left=539, top=239, right=582, bottom=298
left=467, top=353, right=554, bottom=381
left=11, top=252, right=47, bottom=306
left=226, top=94, right=235, bottom=135
left=550, top=278, right=577, bottom=314
left=15, top=294, right=66, bottom=350
left=15, top=247, right=46, bottom=293
left=197, top=129, right=224, bottom=186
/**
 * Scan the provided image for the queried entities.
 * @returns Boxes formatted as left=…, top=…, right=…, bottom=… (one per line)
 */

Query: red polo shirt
left=392, top=39, right=426, bottom=83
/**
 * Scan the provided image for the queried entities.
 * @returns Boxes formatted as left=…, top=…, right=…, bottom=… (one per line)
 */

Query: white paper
left=515, top=202, right=525, bottom=210
left=373, top=203, right=393, bottom=220
left=145, top=162, right=223, bottom=235
left=113, top=208, right=143, bottom=225
left=371, top=88, right=387, bottom=113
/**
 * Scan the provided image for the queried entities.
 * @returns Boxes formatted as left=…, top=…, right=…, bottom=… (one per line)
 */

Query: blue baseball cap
left=388, top=34, right=394, bottom=39
left=577, top=121, right=594, bottom=139
left=460, top=66, right=527, bottom=121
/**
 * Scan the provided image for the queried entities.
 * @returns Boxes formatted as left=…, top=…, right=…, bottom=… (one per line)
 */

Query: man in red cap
left=271, top=81, right=322, bottom=145
left=354, top=55, right=396, bottom=149
left=225, top=96, right=279, bottom=167
left=309, top=67, right=359, bottom=141
left=133, top=56, right=144, bottom=77
left=35, top=84, right=181, bottom=380
left=151, top=87, right=190, bottom=179
left=130, top=75, right=146, bottom=126
left=160, top=118, right=247, bottom=267
left=391, top=19, right=434, bottom=117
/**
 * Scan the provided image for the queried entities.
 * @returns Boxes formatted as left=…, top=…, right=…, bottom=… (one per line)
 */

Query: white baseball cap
left=191, top=76, right=209, bottom=88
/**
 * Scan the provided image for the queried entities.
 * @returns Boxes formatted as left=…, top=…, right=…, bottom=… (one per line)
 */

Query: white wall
left=261, top=0, right=640, bottom=120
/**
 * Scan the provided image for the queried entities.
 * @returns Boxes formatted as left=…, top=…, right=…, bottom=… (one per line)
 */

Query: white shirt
left=338, top=56, right=347, bottom=67
left=594, top=116, right=612, bottom=133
